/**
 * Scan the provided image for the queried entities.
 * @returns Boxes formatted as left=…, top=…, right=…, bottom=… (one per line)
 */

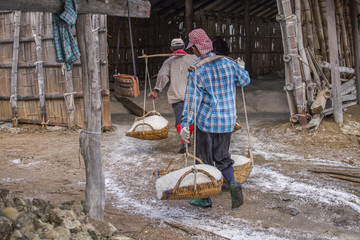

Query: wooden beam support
left=0, top=0, right=150, bottom=18
left=350, top=0, right=360, bottom=104
left=76, top=14, right=105, bottom=221
left=326, top=0, right=343, bottom=125
left=245, top=0, right=253, bottom=77
left=185, top=0, right=194, bottom=35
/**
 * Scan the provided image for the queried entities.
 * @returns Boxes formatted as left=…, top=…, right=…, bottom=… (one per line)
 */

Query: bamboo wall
left=107, top=11, right=284, bottom=87
left=0, top=12, right=111, bottom=129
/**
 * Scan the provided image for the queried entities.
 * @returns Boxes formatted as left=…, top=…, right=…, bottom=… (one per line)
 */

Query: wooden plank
left=0, top=0, right=150, bottom=18
left=326, top=0, right=343, bottom=125
left=76, top=14, right=105, bottom=221
left=113, top=92, right=147, bottom=117
left=0, top=90, right=109, bottom=100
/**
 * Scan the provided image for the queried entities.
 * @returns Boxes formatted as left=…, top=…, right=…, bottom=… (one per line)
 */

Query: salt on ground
left=127, top=115, right=169, bottom=132
left=155, top=164, right=222, bottom=199
left=232, top=155, right=251, bottom=166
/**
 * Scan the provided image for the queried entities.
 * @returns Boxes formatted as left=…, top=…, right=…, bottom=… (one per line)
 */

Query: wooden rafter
left=0, top=0, right=151, bottom=18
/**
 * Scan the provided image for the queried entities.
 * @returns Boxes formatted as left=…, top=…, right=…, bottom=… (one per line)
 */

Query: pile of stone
left=0, top=189, right=131, bottom=240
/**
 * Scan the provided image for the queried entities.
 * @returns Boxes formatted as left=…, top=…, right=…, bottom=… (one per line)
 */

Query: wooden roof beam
left=0, top=0, right=151, bottom=18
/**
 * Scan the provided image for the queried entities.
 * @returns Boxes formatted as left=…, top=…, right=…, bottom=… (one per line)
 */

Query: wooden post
left=10, top=11, right=21, bottom=127
left=185, top=0, right=194, bottom=35
left=76, top=14, right=105, bottom=221
left=245, top=0, right=252, bottom=76
left=326, top=0, right=343, bottom=125
left=64, top=70, right=76, bottom=129
left=350, top=0, right=360, bottom=104
left=34, top=12, right=47, bottom=128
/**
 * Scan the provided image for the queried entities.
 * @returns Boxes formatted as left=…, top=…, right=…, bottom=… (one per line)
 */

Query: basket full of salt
left=155, top=164, right=223, bottom=200
left=126, top=111, right=169, bottom=140
left=232, top=154, right=253, bottom=184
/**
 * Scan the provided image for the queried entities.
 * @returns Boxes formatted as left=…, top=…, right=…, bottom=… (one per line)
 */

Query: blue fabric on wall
left=52, top=0, right=81, bottom=71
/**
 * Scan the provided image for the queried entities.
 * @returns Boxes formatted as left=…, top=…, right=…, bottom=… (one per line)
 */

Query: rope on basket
left=241, top=86, right=253, bottom=163
left=141, top=56, right=156, bottom=134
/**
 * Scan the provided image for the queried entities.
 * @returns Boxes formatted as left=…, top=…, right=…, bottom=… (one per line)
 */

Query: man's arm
left=148, top=58, right=171, bottom=99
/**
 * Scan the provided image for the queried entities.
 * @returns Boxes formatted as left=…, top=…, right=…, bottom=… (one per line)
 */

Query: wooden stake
left=76, top=14, right=105, bottom=221
left=350, top=0, right=360, bottom=104
left=34, top=12, right=47, bottom=129
left=10, top=11, right=21, bottom=127
left=326, top=0, right=343, bottom=125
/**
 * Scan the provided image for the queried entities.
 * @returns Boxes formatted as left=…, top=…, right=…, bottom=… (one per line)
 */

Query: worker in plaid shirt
left=180, top=28, right=250, bottom=209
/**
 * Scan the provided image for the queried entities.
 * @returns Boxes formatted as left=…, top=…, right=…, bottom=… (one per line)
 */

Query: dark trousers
left=172, top=101, right=185, bottom=126
left=195, top=127, right=234, bottom=171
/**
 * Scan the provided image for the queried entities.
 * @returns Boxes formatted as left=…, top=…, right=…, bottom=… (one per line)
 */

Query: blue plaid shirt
left=52, top=0, right=80, bottom=71
left=181, top=52, right=250, bottom=133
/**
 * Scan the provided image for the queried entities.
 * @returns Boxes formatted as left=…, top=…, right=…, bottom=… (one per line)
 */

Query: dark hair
left=213, top=38, right=229, bottom=56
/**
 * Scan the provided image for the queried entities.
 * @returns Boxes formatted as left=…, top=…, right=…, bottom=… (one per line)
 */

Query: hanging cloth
left=52, top=0, right=81, bottom=71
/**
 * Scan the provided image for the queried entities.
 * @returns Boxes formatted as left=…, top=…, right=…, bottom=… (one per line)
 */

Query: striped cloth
left=181, top=52, right=250, bottom=133
left=52, top=0, right=80, bottom=71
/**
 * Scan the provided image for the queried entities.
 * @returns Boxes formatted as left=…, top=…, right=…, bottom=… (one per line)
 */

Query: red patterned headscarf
left=186, top=28, right=213, bottom=58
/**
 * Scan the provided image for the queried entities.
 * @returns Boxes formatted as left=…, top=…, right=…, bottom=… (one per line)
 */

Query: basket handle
left=135, top=110, right=161, bottom=121
left=165, top=154, right=203, bottom=172
left=172, top=168, right=219, bottom=193
left=132, top=122, right=155, bottom=132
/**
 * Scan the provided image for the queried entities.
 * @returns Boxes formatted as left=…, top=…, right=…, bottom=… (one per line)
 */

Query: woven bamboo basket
left=159, top=168, right=223, bottom=200
left=126, top=111, right=169, bottom=140
left=153, top=153, right=203, bottom=178
left=233, top=149, right=254, bottom=184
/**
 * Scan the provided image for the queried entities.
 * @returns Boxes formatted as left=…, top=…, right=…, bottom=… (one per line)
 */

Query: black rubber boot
left=229, top=182, right=243, bottom=209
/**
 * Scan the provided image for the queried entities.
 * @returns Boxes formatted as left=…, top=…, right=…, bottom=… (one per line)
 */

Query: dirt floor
left=1, top=80, right=360, bottom=239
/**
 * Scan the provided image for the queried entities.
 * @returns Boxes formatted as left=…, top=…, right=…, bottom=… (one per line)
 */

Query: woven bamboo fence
left=0, top=12, right=111, bottom=129
left=276, top=0, right=359, bottom=128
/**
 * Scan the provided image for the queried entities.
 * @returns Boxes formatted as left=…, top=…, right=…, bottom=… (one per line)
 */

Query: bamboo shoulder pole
left=350, top=0, right=360, bottom=104
left=34, top=12, right=47, bottom=128
left=326, top=0, right=343, bottom=125
left=76, top=14, right=105, bottom=221
left=10, top=11, right=21, bottom=127
left=138, top=53, right=187, bottom=58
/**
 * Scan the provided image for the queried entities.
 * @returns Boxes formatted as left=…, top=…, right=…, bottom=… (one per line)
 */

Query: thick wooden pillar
left=244, top=0, right=252, bottom=76
left=326, top=0, right=343, bottom=125
left=185, top=0, right=194, bottom=35
left=350, top=0, right=360, bottom=104
left=76, top=14, right=105, bottom=220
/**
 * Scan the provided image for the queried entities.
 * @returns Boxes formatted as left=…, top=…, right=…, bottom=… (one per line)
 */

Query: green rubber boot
left=229, top=182, right=244, bottom=209
left=190, top=198, right=212, bottom=208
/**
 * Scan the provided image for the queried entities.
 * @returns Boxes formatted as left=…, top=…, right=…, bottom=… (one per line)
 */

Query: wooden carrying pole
left=10, top=11, right=21, bottom=127
left=76, top=14, right=105, bottom=221
left=350, top=0, right=360, bottom=104
left=326, top=0, right=343, bottom=125
left=34, top=12, right=47, bottom=128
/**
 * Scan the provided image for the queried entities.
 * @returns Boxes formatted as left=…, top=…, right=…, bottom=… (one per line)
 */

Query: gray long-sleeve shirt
left=154, top=54, right=197, bottom=104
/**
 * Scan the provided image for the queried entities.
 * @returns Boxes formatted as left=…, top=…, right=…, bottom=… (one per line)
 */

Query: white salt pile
left=127, top=114, right=168, bottom=132
left=232, top=155, right=251, bottom=166
left=155, top=164, right=222, bottom=199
